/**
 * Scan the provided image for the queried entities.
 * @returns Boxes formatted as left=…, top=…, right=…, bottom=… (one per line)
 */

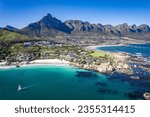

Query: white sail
left=17, top=84, right=33, bottom=91
left=18, top=84, right=22, bottom=91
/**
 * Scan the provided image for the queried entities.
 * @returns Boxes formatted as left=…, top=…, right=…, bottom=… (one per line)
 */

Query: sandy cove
left=29, top=59, right=69, bottom=64
left=86, top=44, right=126, bottom=50
left=0, top=56, right=131, bottom=75
left=0, top=59, right=70, bottom=69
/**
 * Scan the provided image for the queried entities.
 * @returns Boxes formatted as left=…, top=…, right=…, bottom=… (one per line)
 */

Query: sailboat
left=18, top=84, right=23, bottom=91
left=17, top=84, right=33, bottom=91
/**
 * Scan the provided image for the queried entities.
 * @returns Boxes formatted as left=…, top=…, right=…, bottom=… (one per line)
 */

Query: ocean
left=0, top=65, right=134, bottom=100
left=97, top=43, right=150, bottom=58
left=0, top=43, right=150, bottom=100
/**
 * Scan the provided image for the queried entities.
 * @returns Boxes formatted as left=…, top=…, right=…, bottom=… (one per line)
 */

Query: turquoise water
left=1, top=43, right=150, bottom=100
left=97, top=43, right=150, bottom=99
left=0, top=65, right=134, bottom=100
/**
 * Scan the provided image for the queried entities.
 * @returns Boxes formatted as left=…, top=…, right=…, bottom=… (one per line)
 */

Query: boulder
left=143, top=92, right=150, bottom=100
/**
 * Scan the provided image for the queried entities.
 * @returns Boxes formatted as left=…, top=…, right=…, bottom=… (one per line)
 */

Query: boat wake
left=17, top=84, right=34, bottom=91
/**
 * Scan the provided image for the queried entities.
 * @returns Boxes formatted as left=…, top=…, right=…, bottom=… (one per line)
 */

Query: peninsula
left=1, top=13, right=150, bottom=75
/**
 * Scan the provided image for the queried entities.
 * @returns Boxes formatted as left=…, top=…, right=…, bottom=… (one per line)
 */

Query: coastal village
left=0, top=38, right=150, bottom=99
left=0, top=13, right=150, bottom=100
left=0, top=40, right=130, bottom=74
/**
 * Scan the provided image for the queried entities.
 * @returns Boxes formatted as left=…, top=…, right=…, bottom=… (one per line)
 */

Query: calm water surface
left=1, top=43, right=150, bottom=100
left=0, top=65, right=134, bottom=100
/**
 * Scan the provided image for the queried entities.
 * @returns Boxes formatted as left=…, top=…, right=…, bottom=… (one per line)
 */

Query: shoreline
left=0, top=59, right=70, bottom=69
left=0, top=56, right=130, bottom=75
left=86, top=44, right=127, bottom=50
left=0, top=44, right=136, bottom=75
left=86, top=42, right=150, bottom=50
left=1, top=43, right=150, bottom=75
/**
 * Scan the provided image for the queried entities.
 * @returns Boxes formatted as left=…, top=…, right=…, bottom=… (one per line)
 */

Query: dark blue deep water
left=97, top=43, right=150, bottom=99
left=0, top=43, right=150, bottom=100
left=97, top=43, right=150, bottom=58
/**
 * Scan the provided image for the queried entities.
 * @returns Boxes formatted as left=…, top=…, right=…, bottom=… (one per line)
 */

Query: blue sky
left=0, top=0, right=150, bottom=29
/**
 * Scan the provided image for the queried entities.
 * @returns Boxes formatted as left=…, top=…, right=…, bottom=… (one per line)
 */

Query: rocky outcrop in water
left=71, top=52, right=131, bottom=74
left=143, top=92, right=150, bottom=100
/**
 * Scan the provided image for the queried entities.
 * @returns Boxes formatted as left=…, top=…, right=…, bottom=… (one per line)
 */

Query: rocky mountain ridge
left=21, top=13, right=71, bottom=37
left=20, top=14, right=150, bottom=39
left=1, top=13, right=150, bottom=44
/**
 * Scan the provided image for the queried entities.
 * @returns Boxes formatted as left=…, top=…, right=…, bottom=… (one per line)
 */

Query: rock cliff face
left=0, top=14, right=145, bottom=45
left=137, top=24, right=150, bottom=33
left=21, top=14, right=72, bottom=37
left=64, top=20, right=100, bottom=32
left=20, top=14, right=150, bottom=37
left=65, top=20, right=150, bottom=34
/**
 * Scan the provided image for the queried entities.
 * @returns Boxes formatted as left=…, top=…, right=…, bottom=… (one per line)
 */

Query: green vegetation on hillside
left=2, top=43, right=114, bottom=66
left=89, top=51, right=113, bottom=60
left=0, top=29, right=41, bottom=44
left=0, top=29, right=114, bottom=66
left=90, top=51, right=108, bottom=57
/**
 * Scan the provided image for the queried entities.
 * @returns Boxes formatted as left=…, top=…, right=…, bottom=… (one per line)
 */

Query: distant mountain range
left=1, top=13, right=150, bottom=42
left=20, top=13, right=150, bottom=37
left=4, top=25, right=19, bottom=31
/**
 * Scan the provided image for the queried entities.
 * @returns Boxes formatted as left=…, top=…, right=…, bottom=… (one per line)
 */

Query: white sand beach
left=0, top=59, right=70, bottom=69
left=29, top=59, right=69, bottom=64
left=86, top=44, right=126, bottom=50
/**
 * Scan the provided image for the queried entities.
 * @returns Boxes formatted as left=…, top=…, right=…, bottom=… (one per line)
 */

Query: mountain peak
left=22, top=13, right=72, bottom=36
left=41, top=13, right=54, bottom=22
left=137, top=24, right=150, bottom=33
left=21, top=13, right=150, bottom=37
left=46, top=13, right=53, bottom=18
left=4, top=25, right=18, bottom=31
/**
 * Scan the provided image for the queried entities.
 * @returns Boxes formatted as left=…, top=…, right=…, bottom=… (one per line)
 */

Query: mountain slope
left=0, top=29, right=40, bottom=44
left=4, top=25, right=19, bottom=32
left=21, top=13, right=72, bottom=37
left=7, top=13, right=150, bottom=42
left=65, top=21, right=150, bottom=34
